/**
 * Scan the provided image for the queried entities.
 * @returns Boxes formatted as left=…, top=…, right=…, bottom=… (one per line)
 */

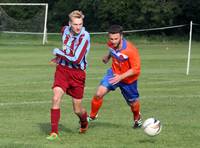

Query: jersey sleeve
left=128, top=45, right=141, bottom=76
left=53, top=32, right=90, bottom=65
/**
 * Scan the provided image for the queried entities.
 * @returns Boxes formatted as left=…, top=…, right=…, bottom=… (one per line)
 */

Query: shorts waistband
left=59, top=64, right=85, bottom=71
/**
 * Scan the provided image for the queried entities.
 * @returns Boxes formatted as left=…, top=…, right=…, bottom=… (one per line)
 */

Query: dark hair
left=108, top=25, right=123, bottom=34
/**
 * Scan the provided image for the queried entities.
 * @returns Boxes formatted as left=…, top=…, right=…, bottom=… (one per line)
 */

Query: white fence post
left=186, top=21, right=193, bottom=75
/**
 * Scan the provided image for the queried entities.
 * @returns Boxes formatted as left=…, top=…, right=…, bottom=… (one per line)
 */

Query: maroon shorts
left=52, top=65, right=86, bottom=99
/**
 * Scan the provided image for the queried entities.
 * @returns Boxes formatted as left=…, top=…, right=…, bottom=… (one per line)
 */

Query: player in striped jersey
left=47, top=10, right=90, bottom=140
left=87, top=25, right=142, bottom=129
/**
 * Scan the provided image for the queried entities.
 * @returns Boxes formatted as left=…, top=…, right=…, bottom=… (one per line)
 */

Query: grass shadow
left=88, top=121, right=124, bottom=129
left=37, top=122, right=74, bottom=134
left=138, top=138, right=156, bottom=144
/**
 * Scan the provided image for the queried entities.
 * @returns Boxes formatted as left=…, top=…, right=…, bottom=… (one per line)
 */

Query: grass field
left=0, top=34, right=200, bottom=148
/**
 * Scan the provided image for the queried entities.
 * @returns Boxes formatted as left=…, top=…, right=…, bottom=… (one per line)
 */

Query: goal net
left=0, top=3, right=48, bottom=45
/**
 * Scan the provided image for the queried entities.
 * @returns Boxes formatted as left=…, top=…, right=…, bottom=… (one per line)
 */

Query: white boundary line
left=1, top=95, right=200, bottom=106
left=0, top=100, right=51, bottom=106
left=1, top=79, right=199, bottom=87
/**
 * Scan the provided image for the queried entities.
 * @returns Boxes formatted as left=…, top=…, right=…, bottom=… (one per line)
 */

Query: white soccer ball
left=142, top=118, right=162, bottom=136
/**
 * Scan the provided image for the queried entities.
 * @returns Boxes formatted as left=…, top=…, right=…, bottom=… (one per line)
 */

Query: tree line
left=1, top=0, right=200, bottom=34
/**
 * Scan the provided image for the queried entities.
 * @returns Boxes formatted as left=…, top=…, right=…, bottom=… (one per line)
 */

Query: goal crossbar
left=0, top=3, right=47, bottom=6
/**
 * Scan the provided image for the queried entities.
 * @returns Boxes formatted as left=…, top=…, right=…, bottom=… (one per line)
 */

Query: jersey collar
left=116, top=39, right=127, bottom=52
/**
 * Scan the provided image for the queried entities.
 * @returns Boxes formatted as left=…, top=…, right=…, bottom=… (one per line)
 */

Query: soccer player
left=46, top=10, right=90, bottom=140
left=87, top=25, right=142, bottom=128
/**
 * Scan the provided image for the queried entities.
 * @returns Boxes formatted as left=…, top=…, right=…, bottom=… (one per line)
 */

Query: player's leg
left=72, top=98, right=88, bottom=133
left=89, top=68, right=118, bottom=121
left=130, top=99, right=142, bottom=128
left=47, top=65, right=67, bottom=140
left=51, top=87, right=64, bottom=133
left=88, top=85, right=109, bottom=120
left=120, top=80, right=142, bottom=128
left=66, top=69, right=88, bottom=133
left=47, top=87, right=64, bottom=140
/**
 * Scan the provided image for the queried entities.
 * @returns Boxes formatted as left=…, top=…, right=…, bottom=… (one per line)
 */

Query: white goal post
left=186, top=21, right=193, bottom=75
left=0, top=3, right=48, bottom=45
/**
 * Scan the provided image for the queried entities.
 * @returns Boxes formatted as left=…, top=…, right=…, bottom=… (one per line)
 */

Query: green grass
left=0, top=34, right=200, bottom=148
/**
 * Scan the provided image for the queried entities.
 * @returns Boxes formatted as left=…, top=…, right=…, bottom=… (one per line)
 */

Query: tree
left=47, top=0, right=79, bottom=32
left=1, top=0, right=200, bottom=36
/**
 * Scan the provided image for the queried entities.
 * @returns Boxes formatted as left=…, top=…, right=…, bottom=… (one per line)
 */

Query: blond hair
left=68, top=10, right=85, bottom=21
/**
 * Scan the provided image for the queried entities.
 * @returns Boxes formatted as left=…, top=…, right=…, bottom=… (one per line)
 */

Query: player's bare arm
left=102, top=53, right=111, bottom=64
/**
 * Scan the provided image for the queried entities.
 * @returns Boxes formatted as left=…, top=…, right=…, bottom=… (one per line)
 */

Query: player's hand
left=102, top=55, right=110, bottom=64
left=53, top=48, right=67, bottom=56
left=53, top=48, right=60, bottom=55
left=49, top=57, right=58, bottom=66
left=109, top=74, right=122, bottom=85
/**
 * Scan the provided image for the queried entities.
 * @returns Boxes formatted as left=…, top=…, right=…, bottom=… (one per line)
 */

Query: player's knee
left=95, top=86, right=108, bottom=98
left=52, top=95, right=61, bottom=104
left=74, top=109, right=81, bottom=116
left=95, top=90, right=105, bottom=98
left=95, top=93, right=103, bottom=99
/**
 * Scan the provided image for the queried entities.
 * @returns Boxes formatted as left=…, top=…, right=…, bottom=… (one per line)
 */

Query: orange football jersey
left=108, top=39, right=141, bottom=84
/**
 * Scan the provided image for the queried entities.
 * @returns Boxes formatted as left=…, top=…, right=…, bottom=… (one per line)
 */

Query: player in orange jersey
left=87, top=25, right=142, bottom=128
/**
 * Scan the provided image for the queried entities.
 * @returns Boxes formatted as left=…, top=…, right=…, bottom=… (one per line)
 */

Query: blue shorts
left=100, top=68, right=139, bottom=104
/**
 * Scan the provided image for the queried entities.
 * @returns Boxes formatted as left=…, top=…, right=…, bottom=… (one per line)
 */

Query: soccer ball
left=142, top=118, right=162, bottom=136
